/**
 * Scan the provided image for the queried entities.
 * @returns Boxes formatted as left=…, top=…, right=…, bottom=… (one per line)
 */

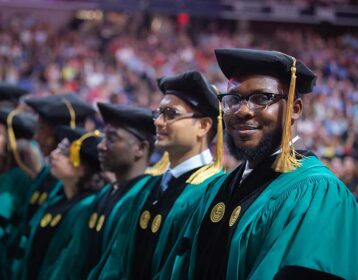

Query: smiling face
left=154, top=94, right=211, bottom=158
left=224, top=75, right=302, bottom=162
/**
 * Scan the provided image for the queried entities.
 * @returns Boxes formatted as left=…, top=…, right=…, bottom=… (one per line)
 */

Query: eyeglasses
left=55, top=138, right=70, bottom=156
left=217, top=92, right=287, bottom=113
left=152, top=107, right=201, bottom=123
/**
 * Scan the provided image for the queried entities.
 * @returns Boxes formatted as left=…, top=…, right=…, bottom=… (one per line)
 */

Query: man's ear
left=197, top=117, right=213, bottom=139
left=292, top=97, right=303, bottom=124
left=134, top=140, right=149, bottom=161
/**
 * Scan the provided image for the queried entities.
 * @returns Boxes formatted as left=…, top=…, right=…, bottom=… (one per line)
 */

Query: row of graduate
left=0, top=48, right=357, bottom=280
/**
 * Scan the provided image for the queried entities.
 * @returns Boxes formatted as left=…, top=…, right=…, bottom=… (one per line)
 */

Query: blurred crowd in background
left=0, top=13, right=357, bottom=196
left=61, top=0, right=358, bottom=6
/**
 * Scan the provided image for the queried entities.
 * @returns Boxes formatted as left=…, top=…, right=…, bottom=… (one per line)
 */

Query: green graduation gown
left=162, top=174, right=227, bottom=280
left=86, top=175, right=162, bottom=280
left=11, top=185, right=99, bottom=280
left=37, top=184, right=110, bottom=280
left=0, top=167, right=33, bottom=239
left=25, top=165, right=62, bottom=219
left=4, top=166, right=62, bottom=269
left=0, top=167, right=34, bottom=280
left=38, top=175, right=158, bottom=280
left=173, top=153, right=358, bottom=280
left=36, top=187, right=105, bottom=280
left=151, top=170, right=225, bottom=280
left=126, top=166, right=224, bottom=280
left=6, top=165, right=61, bottom=246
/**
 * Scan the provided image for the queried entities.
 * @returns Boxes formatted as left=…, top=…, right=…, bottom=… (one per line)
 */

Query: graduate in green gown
left=0, top=109, right=41, bottom=231
left=125, top=70, right=225, bottom=280
left=13, top=126, right=108, bottom=280
left=38, top=103, right=160, bottom=279
left=6, top=94, right=96, bottom=270
left=173, top=49, right=358, bottom=280
left=23, top=93, right=96, bottom=217
left=0, top=109, right=41, bottom=280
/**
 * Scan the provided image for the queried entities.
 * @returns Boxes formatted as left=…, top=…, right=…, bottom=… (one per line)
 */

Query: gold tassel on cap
left=70, top=130, right=102, bottom=167
left=62, top=99, right=76, bottom=129
left=186, top=85, right=224, bottom=185
left=273, top=57, right=301, bottom=173
left=6, top=110, right=36, bottom=178
left=214, top=100, right=224, bottom=169
left=145, top=151, right=169, bottom=176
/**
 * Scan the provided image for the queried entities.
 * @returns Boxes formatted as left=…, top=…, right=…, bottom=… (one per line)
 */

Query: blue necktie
left=160, top=170, right=173, bottom=192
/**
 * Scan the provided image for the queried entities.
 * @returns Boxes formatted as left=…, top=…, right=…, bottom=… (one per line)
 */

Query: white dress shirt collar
left=168, top=149, right=213, bottom=179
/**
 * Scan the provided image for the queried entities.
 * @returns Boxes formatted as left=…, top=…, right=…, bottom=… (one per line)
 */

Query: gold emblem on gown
left=96, top=215, right=105, bottom=232
left=30, top=191, right=40, bottom=204
left=38, top=192, right=48, bottom=205
left=89, top=212, right=98, bottom=229
left=151, top=214, right=162, bottom=233
left=229, top=205, right=241, bottom=227
left=50, top=214, right=62, bottom=227
left=40, top=213, right=52, bottom=227
left=139, top=210, right=151, bottom=230
left=210, top=202, right=225, bottom=223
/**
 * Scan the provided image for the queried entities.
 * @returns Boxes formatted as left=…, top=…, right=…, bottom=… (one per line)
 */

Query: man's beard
left=225, top=129, right=282, bottom=162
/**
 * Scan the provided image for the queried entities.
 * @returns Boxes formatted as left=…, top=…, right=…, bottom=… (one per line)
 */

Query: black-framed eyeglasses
left=217, top=92, right=287, bottom=113
left=152, top=107, right=201, bottom=123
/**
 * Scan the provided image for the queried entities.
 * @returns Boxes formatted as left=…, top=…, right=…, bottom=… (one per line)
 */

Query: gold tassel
left=70, top=140, right=81, bottom=168
left=62, top=99, right=76, bottom=129
left=145, top=151, right=169, bottom=176
left=273, top=57, right=301, bottom=173
left=186, top=85, right=224, bottom=185
left=70, top=130, right=102, bottom=167
left=6, top=110, right=36, bottom=178
left=215, top=100, right=224, bottom=169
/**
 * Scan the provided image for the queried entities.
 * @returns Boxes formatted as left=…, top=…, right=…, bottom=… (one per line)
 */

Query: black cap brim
left=98, top=102, right=155, bottom=142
